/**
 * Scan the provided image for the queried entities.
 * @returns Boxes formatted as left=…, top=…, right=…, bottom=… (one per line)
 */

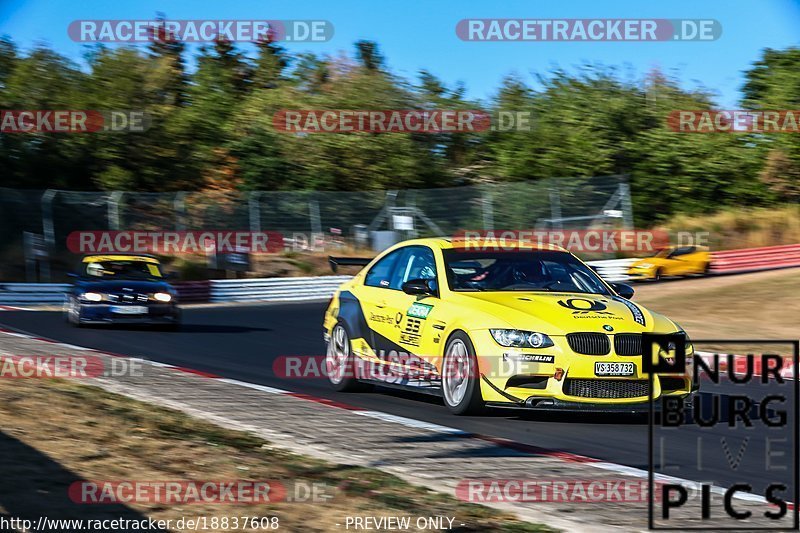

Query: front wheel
left=65, top=297, right=83, bottom=327
left=442, top=331, right=485, bottom=415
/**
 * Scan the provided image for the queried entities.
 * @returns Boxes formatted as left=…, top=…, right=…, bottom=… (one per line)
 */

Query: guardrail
left=174, top=281, right=211, bottom=303
left=711, top=243, right=800, bottom=274
left=1, top=245, right=799, bottom=306
left=209, top=276, right=353, bottom=303
left=0, top=283, right=69, bottom=305
left=587, top=258, right=636, bottom=282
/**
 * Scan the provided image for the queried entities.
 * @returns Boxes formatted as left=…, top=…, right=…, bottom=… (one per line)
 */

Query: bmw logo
left=603, top=325, right=614, bottom=332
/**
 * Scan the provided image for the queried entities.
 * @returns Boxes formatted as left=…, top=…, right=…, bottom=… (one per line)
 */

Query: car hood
left=75, top=279, right=173, bottom=293
left=455, top=291, right=675, bottom=334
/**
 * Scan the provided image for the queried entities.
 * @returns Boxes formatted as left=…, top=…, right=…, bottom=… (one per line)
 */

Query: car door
left=665, top=246, right=691, bottom=275
left=359, top=247, right=407, bottom=360
left=379, top=245, right=443, bottom=383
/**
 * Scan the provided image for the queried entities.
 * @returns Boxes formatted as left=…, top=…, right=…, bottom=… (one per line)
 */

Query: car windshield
left=83, top=259, right=163, bottom=280
left=443, top=249, right=610, bottom=295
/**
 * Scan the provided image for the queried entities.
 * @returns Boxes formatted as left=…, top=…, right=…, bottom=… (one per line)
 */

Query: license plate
left=594, top=362, right=635, bottom=377
left=110, top=306, right=148, bottom=315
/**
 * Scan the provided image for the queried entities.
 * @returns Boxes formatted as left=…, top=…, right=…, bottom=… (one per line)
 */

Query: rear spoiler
left=328, top=256, right=372, bottom=273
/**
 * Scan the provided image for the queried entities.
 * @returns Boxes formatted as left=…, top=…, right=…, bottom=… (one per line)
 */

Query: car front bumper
left=74, top=303, right=180, bottom=325
left=472, top=330, right=695, bottom=408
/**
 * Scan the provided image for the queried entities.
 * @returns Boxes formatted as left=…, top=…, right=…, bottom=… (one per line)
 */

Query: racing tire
left=326, top=322, right=371, bottom=392
left=702, top=262, right=711, bottom=275
left=653, top=268, right=663, bottom=282
left=65, top=297, right=84, bottom=328
left=442, top=331, right=485, bottom=415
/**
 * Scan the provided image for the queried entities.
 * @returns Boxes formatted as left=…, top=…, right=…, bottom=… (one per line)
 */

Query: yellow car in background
left=324, top=238, right=694, bottom=415
left=627, top=245, right=711, bottom=281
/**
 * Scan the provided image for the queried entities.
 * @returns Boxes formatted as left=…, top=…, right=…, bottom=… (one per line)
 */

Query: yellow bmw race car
left=323, top=238, right=695, bottom=415
left=627, top=245, right=712, bottom=281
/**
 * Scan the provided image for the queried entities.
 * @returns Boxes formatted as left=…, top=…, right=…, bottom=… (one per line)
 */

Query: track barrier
left=1, top=244, right=798, bottom=306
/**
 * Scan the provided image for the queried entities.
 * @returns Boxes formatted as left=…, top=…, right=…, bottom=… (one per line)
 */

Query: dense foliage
left=0, top=31, right=798, bottom=225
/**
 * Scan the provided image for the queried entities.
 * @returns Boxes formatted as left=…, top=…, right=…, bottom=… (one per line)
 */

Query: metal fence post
left=309, top=199, right=322, bottom=235
left=174, top=192, right=186, bottom=231
left=482, top=187, right=494, bottom=230
left=42, top=189, right=57, bottom=249
left=108, top=191, right=124, bottom=230
left=249, top=191, right=264, bottom=233
left=619, top=181, right=634, bottom=229
left=549, top=181, right=563, bottom=230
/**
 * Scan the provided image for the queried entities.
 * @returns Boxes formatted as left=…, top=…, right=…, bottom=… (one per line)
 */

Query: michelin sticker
left=614, top=296, right=646, bottom=326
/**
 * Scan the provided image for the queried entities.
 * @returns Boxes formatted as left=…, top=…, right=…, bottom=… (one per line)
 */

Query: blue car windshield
left=443, top=249, right=610, bottom=295
left=84, top=260, right=163, bottom=281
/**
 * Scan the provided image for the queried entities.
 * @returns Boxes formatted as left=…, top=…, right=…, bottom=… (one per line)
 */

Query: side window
left=364, top=249, right=402, bottom=288
left=670, top=246, right=694, bottom=258
left=392, top=246, right=437, bottom=290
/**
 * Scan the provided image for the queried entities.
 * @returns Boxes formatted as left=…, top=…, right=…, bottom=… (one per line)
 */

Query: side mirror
left=611, top=282, right=635, bottom=299
left=402, top=279, right=437, bottom=296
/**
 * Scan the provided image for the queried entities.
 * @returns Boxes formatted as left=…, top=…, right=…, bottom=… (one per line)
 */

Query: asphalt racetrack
left=0, top=303, right=795, bottom=504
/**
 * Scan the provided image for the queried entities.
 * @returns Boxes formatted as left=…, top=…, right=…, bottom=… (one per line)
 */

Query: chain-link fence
left=0, top=175, right=632, bottom=281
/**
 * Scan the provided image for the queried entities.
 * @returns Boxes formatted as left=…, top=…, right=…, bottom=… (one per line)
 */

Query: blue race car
left=64, top=254, right=181, bottom=329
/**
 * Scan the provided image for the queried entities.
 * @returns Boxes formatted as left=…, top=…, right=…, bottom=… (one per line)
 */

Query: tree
left=354, top=40, right=384, bottom=71
left=253, top=39, right=288, bottom=89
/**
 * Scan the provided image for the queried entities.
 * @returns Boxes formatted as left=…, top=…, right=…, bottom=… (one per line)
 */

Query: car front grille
left=614, top=334, right=642, bottom=356
left=108, top=293, right=149, bottom=303
left=566, top=333, right=610, bottom=355
left=564, top=378, right=650, bottom=399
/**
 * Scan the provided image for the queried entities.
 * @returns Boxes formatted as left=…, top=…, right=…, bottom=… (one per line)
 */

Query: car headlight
left=655, top=330, right=694, bottom=368
left=153, top=292, right=172, bottom=302
left=81, top=292, right=103, bottom=302
left=490, top=329, right=554, bottom=349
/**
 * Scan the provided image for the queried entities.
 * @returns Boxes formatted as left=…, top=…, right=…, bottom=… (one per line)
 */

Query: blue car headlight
left=490, top=329, right=554, bottom=349
left=80, top=292, right=103, bottom=302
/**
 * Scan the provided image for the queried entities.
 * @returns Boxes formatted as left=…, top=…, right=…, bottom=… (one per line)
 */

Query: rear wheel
left=442, top=331, right=485, bottom=415
left=327, top=323, right=368, bottom=392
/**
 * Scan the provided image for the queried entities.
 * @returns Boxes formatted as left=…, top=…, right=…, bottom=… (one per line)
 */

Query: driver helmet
left=86, top=262, right=105, bottom=277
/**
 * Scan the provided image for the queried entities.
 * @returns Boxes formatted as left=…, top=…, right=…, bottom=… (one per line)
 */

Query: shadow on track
left=368, top=386, right=653, bottom=425
left=78, top=323, right=271, bottom=334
